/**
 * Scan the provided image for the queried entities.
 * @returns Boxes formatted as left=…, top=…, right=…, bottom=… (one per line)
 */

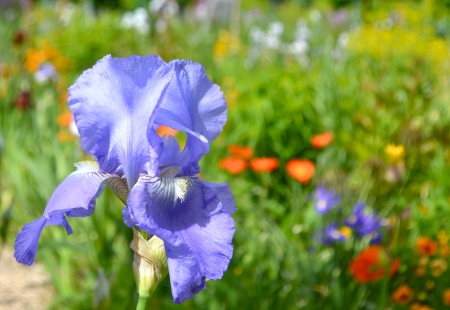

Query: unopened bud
left=130, top=229, right=168, bottom=298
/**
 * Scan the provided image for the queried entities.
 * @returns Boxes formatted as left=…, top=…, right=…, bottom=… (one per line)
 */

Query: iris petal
left=154, top=60, right=227, bottom=168
left=14, top=169, right=117, bottom=265
left=127, top=175, right=235, bottom=303
left=68, top=55, right=173, bottom=187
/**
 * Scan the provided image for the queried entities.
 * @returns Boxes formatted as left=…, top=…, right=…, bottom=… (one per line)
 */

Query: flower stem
left=136, top=295, right=149, bottom=310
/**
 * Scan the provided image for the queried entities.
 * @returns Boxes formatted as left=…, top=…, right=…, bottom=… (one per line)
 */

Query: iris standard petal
left=154, top=60, right=227, bottom=163
left=127, top=175, right=235, bottom=303
left=68, top=55, right=173, bottom=187
left=158, top=135, right=190, bottom=172
left=14, top=164, right=118, bottom=265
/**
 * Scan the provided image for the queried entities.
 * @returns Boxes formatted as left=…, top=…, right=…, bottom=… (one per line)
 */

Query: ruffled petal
left=68, top=55, right=173, bottom=187
left=127, top=175, right=235, bottom=303
left=202, top=181, right=236, bottom=214
left=14, top=168, right=117, bottom=265
left=154, top=60, right=227, bottom=165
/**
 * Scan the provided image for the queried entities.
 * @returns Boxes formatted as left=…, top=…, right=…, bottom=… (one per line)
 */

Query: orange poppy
left=416, top=237, right=438, bottom=256
left=57, top=111, right=74, bottom=127
left=156, top=125, right=178, bottom=139
left=286, top=159, right=315, bottom=184
left=227, top=144, right=253, bottom=159
left=349, top=246, right=400, bottom=283
left=392, top=285, right=413, bottom=304
left=310, top=132, right=333, bottom=149
left=410, top=303, right=434, bottom=310
left=219, top=157, right=248, bottom=174
left=24, top=43, right=71, bottom=73
left=443, top=289, right=450, bottom=305
left=250, top=157, right=279, bottom=173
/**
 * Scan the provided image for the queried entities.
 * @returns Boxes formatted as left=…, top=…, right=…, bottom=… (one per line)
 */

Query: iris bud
left=130, top=229, right=168, bottom=299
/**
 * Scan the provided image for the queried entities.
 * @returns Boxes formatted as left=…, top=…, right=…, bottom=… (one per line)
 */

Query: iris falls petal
left=127, top=175, right=235, bottom=303
left=68, top=55, right=173, bottom=187
left=14, top=163, right=119, bottom=265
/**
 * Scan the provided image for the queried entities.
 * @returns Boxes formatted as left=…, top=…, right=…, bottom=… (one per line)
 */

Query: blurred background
left=1, top=0, right=450, bottom=309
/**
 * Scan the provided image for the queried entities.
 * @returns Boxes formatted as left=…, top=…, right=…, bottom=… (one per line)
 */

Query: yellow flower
left=430, top=258, right=447, bottom=277
left=213, top=30, right=240, bottom=61
left=339, top=226, right=352, bottom=239
left=384, top=143, right=405, bottom=163
left=437, top=230, right=448, bottom=245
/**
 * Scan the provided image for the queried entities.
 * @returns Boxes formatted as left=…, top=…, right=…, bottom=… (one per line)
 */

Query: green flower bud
left=130, top=229, right=168, bottom=299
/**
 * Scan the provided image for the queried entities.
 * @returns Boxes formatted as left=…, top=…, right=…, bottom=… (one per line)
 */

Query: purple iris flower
left=314, top=186, right=340, bottom=214
left=345, top=202, right=381, bottom=242
left=321, top=223, right=347, bottom=245
left=14, top=55, right=236, bottom=303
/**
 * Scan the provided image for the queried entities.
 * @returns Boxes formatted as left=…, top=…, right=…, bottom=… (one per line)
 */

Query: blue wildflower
left=34, top=62, right=58, bottom=84
left=14, top=55, right=236, bottom=303
left=320, top=223, right=348, bottom=245
left=345, top=202, right=381, bottom=243
left=313, top=186, right=340, bottom=214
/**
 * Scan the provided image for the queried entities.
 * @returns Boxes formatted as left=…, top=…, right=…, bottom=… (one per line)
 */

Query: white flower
left=121, top=8, right=150, bottom=34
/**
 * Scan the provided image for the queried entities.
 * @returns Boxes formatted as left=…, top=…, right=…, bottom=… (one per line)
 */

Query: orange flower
left=392, top=285, right=413, bottom=304
left=410, top=303, right=434, bottom=310
left=156, top=125, right=178, bottom=139
left=416, top=237, right=438, bottom=256
left=286, top=159, right=315, bottom=184
left=227, top=144, right=253, bottom=159
left=349, top=246, right=400, bottom=283
left=219, top=157, right=248, bottom=174
left=57, top=111, right=74, bottom=127
left=24, top=42, right=70, bottom=74
left=250, top=157, right=279, bottom=173
left=310, top=132, right=333, bottom=149
left=415, top=267, right=426, bottom=277
left=443, top=289, right=450, bottom=305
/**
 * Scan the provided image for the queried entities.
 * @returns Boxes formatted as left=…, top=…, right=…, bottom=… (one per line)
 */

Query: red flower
left=14, top=91, right=31, bottom=110
left=286, top=159, right=315, bottom=184
left=392, top=285, right=413, bottom=304
left=416, top=237, right=438, bottom=256
left=219, top=157, right=248, bottom=174
left=349, top=246, right=400, bottom=283
left=227, top=144, right=253, bottom=159
left=13, top=31, right=25, bottom=45
left=250, top=157, right=279, bottom=173
left=310, top=132, right=333, bottom=149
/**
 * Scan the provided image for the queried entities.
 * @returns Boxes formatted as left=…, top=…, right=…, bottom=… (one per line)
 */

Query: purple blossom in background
left=345, top=202, right=382, bottom=243
left=321, top=223, right=347, bottom=245
left=314, top=186, right=340, bottom=214
left=34, top=62, right=58, bottom=84
left=14, top=55, right=236, bottom=303
left=328, top=9, right=349, bottom=27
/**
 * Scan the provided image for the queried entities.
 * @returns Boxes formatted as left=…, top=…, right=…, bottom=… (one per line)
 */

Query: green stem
left=379, top=274, right=389, bottom=310
left=136, top=296, right=149, bottom=310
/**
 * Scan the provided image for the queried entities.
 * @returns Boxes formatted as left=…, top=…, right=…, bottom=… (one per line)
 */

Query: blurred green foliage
left=2, top=0, right=450, bottom=309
